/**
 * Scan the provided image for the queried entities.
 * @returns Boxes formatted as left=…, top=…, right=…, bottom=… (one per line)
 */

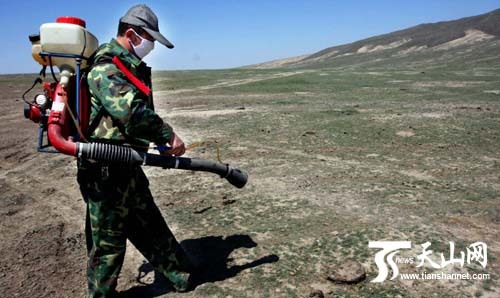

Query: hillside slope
left=250, top=8, right=500, bottom=70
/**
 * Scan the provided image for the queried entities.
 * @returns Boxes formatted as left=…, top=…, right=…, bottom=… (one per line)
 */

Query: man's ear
left=125, top=29, right=137, bottom=44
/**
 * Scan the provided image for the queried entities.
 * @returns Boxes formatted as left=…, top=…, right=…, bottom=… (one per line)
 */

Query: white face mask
left=129, top=29, right=155, bottom=59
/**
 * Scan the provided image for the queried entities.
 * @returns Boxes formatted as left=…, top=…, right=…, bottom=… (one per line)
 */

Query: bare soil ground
left=1, top=68, right=499, bottom=297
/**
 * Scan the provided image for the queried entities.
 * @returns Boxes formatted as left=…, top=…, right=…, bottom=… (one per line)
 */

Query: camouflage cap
left=120, top=4, right=174, bottom=49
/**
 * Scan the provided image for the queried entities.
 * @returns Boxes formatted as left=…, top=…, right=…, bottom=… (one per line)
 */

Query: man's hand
left=162, top=132, right=185, bottom=156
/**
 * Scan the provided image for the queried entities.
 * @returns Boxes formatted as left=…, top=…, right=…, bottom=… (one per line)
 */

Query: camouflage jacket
left=86, top=38, right=172, bottom=151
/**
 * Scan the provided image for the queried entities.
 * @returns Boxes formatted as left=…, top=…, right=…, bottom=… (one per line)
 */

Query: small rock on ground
left=326, top=259, right=366, bottom=284
left=308, top=289, right=325, bottom=298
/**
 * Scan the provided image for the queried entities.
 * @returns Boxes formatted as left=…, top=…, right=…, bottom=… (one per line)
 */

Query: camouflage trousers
left=77, top=160, right=191, bottom=298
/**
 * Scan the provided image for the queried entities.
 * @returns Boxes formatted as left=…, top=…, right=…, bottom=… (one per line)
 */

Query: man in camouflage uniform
left=77, top=5, right=193, bottom=297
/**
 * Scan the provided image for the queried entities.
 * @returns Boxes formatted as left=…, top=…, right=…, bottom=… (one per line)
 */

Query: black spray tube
left=77, top=142, right=248, bottom=188
left=141, top=153, right=248, bottom=189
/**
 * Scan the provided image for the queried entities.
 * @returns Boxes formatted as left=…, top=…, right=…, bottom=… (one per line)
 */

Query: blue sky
left=2, top=0, right=499, bottom=74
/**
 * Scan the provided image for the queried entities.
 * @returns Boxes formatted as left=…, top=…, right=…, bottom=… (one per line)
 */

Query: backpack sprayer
left=24, top=16, right=248, bottom=188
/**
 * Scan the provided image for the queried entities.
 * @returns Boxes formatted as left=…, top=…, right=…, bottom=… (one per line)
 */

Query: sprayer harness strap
left=87, top=106, right=106, bottom=138
left=87, top=105, right=138, bottom=147
left=112, top=56, right=151, bottom=96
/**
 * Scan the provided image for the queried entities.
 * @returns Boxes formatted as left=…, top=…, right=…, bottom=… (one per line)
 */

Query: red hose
left=47, top=83, right=77, bottom=156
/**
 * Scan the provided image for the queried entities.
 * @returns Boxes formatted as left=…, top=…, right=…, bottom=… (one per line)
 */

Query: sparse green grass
left=3, top=61, right=498, bottom=297
left=147, top=65, right=500, bottom=297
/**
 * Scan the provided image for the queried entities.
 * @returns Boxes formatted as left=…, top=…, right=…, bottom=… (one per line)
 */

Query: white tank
left=29, top=34, right=47, bottom=66
left=39, top=17, right=98, bottom=73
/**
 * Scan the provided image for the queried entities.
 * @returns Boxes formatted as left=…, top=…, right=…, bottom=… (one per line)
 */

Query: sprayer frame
left=37, top=51, right=87, bottom=152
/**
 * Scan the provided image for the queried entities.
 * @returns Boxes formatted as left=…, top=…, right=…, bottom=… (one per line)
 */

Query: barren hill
left=249, top=8, right=500, bottom=69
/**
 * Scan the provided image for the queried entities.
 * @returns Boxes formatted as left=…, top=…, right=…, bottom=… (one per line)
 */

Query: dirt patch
left=400, top=169, right=435, bottom=181
left=300, top=50, right=340, bottom=64
left=1, top=223, right=86, bottom=297
left=397, top=45, right=428, bottom=55
left=168, top=107, right=252, bottom=118
left=357, top=39, right=411, bottom=53
left=294, top=91, right=315, bottom=95
left=373, top=111, right=450, bottom=122
left=433, top=29, right=495, bottom=51
left=155, top=70, right=312, bottom=95
left=248, top=54, right=310, bottom=69
left=387, top=80, right=412, bottom=83
left=484, top=90, right=500, bottom=95
left=420, top=112, right=448, bottom=119
left=413, top=81, right=485, bottom=88
left=396, top=130, right=415, bottom=137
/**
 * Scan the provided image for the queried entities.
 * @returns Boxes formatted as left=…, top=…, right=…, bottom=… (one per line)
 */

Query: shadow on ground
left=119, top=234, right=279, bottom=297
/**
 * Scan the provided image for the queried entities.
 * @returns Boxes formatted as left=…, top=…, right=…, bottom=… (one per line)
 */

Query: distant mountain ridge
left=249, top=8, right=500, bottom=69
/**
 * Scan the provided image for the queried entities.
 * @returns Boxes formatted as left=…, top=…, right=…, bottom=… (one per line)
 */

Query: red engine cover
left=29, top=105, right=41, bottom=123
